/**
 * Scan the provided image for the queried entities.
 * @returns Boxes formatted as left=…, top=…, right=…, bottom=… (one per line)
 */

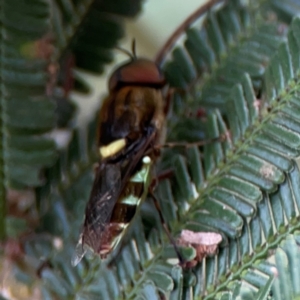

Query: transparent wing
left=72, top=162, right=122, bottom=266
left=83, top=162, right=122, bottom=252
left=73, top=127, right=157, bottom=265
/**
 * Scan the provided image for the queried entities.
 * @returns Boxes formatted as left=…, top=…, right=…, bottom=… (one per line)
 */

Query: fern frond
left=53, top=0, right=143, bottom=93
left=0, top=0, right=57, bottom=238
left=164, top=0, right=295, bottom=112
left=213, top=233, right=300, bottom=299
left=153, top=11, right=300, bottom=297
left=271, top=234, right=300, bottom=300
left=1, top=0, right=56, bottom=190
left=1, top=0, right=144, bottom=242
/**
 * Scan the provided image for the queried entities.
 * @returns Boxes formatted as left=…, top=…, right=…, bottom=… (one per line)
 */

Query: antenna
left=115, top=39, right=137, bottom=60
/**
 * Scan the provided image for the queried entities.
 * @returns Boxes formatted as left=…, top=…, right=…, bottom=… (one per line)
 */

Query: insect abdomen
left=98, top=156, right=152, bottom=258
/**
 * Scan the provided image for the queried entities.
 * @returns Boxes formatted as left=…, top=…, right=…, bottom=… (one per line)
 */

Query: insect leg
left=106, top=238, right=127, bottom=268
left=155, top=134, right=226, bottom=150
left=148, top=187, right=184, bottom=265
left=150, top=169, right=174, bottom=189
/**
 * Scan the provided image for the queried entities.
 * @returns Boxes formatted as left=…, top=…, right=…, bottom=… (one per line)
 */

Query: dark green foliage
left=1, top=0, right=56, bottom=189
left=0, top=0, right=144, bottom=239
left=4, top=0, right=300, bottom=299
left=0, top=0, right=144, bottom=189
left=271, top=234, right=300, bottom=299
left=54, top=0, right=143, bottom=78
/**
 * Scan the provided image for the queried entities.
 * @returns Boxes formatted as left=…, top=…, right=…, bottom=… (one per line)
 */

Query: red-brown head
left=108, top=41, right=165, bottom=91
left=108, top=58, right=165, bottom=91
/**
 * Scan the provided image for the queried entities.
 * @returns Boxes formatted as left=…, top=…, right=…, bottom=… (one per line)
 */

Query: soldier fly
left=72, top=41, right=168, bottom=266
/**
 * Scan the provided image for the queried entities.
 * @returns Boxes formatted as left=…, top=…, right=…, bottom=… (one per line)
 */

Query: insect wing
left=83, top=162, right=122, bottom=249
left=72, top=162, right=122, bottom=266
left=73, top=131, right=156, bottom=266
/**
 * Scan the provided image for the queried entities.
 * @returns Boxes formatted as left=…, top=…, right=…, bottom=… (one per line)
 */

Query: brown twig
left=155, top=0, right=227, bottom=65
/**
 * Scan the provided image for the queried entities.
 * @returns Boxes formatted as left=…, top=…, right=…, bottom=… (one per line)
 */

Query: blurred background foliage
left=2, top=0, right=300, bottom=299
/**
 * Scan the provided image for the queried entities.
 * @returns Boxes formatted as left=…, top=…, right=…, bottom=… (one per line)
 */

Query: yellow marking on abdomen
left=99, top=138, right=126, bottom=158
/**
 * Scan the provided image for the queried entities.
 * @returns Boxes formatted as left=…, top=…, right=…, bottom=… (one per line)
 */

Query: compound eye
left=108, top=59, right=165, bottom=91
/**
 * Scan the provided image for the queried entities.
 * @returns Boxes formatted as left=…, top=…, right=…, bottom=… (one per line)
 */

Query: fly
left=72, top=41, right=224, bottom=266
left=72, top=41, right=167, bottom=266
